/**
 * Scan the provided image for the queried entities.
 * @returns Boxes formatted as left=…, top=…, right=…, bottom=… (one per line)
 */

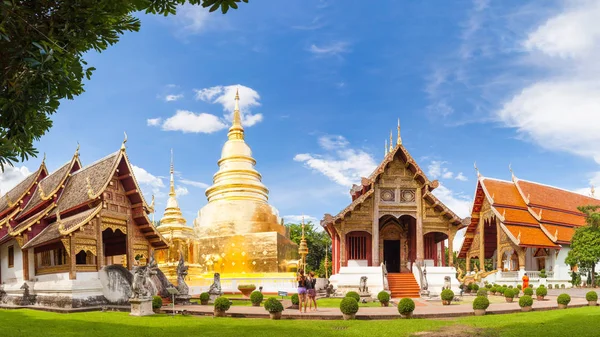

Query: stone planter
left=558, top=304, right=568, bottom=309
left=269, top=312, right=282, bottom=320
left=290, top=304, right=299, bottom=310
left=380, top=301, right=389, bottom=307
left=495, top=292, right=502, bottom=296
left=252, top=302, right=261, bottom=307
left=442, top=300, right=451, bottom=306
left=505, top=297, right=514, bottom=303
left=153, top=308, right=161, bottom=314
left=589, top=300, right=597, bottom=306
left=536, top=296, right=545, bottom=301
left=214, top=309, right=227, bottom=317
left=400, top=312, right=413, bottom=319
left=521, top=306, right=532, bottom=312
left=473, top=309, right=486, bottom=316
left=342, top=313, right=356, bottom=320
left=200, top=300, right=208, bottom=305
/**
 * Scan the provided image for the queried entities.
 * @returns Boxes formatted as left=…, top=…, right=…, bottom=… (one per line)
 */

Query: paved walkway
left=164, top=295, right=592, bottom=320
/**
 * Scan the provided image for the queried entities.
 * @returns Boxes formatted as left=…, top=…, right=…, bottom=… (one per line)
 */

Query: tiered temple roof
left=458, top=171, right=600, bottom=258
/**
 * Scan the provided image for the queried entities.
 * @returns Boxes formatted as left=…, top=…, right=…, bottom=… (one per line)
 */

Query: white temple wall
left=1, top=239, right=24, bottom=284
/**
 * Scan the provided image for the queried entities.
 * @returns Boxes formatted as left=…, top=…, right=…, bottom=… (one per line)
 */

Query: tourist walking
left=297, top=270, right=308, bottom=313
left=307, top=271, right=318, bottom=311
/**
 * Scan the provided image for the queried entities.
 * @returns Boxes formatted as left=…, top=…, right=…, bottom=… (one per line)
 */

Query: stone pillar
left=447, top=231, right=454, bottom=267
left=372, top=186, right=380, bottom=266
left=415, top=188, right=424, bottom=263
left=479, top=219, right=485, bottom=271
left=96, top=218, right=104, bottom=270
left=69, top=236, right=76, bottom=280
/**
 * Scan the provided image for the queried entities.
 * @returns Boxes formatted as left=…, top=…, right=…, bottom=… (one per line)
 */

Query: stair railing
left=415, top=261, right=429, bottom=296
left=382, top=263, right=389, bottom=291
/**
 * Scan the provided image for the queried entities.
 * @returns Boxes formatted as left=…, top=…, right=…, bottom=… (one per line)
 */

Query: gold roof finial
left=591, top=184, right=596, bottom=198
left=75, top=142, right=80, bottom=157
left=509, top=163, right=516, bottom=182
left=397, top=118, right=402, bottom=145
left=227, top=88, right=244, bottom=141
left=389, top=130, right=393, bottom=152
left=121, top=132, right=128, bottom=151
left=474, top=162, right=481, bottom=178
left=169, top=148, right=176, bottom=197
left=42, top=152, right=46, bottom=165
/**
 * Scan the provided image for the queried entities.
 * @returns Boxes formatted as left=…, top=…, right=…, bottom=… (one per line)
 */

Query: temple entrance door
left=384, top=240, right=401, bottom=273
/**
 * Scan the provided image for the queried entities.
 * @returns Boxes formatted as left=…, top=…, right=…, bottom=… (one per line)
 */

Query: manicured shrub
left=473, top=296, right=490, bottom=310
left=398, top=298, right=415, bottom=315
left=477, top=289, right=488, bottom=297
left=346, top=291, right=360, bottom=302
left=490, top=286, right=497, bottom=294
left=498, top=287, right=506, bottom=295
left=504, top=288, right=514, bottom=298
left=441, top=289, right=455, bottom=301
left=586, top=291, right=598, bottom=301
left=508, top=285, right=513, bottom=289
left=536, top=286, right=548, bottom=297
left=377, top=291, right=390, bottom=304
left=523, top=288, right=534, bottom=296
left=238, top=284, right=257, bottom=290
left=467, top=283, right=474, bottom=291
left=539, top=269, right=547, bottom=278
left=214, top=297, right=231, bottom=312
left=502, top=284, right=508, bottom=288
left=291, top=294, right=299, bottom=305
left=340, top=297, right=359, bottom=315
left=263, top=297, right=284, bottom=313
left=557, top=293, right=571, bottom=305
left=485, top=284, right=492, bottom=289
left=250, top=291, right=263, bottom=305
left=519, top=295, right=533, bottom=308
left=152, top=296, right=162, bottom=309
left=528, top=284, right=533, bottom=288
left=513, top=288, right=520, bottom=296
left=200, top=292, right=210, bottom=302
left=472, top=284, right=480, bottom=291
left=517, top=284, right=522, bottom=290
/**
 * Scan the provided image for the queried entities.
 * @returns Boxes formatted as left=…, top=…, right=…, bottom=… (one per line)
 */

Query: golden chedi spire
left=160, top=149, right=186, bottom=227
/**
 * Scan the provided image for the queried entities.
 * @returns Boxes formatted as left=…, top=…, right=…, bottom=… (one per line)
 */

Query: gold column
left=448, top=231, right=454, bottom=267
left=496, top=218, right=502, bottom=271
left=479, top=219, right=485, bottom=271
left=69, top=236, right=76, bottom=280
left=416, top=188, right=424, bottom=262
left=96, top=218, right=104, bottom=270
left=466, top=254, right=471, bottom=273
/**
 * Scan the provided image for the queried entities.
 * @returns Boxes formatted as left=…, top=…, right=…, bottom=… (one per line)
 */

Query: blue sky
left=3, top=0, right=600, bottom=249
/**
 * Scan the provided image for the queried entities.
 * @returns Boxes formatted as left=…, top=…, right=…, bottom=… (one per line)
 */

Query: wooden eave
left=0, top=163, right=48, bottom=219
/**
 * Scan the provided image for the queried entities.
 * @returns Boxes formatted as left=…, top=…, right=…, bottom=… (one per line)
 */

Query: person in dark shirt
left=307, top=271, right=318, bottom=311
left=297, top=269, right=307, bottom=313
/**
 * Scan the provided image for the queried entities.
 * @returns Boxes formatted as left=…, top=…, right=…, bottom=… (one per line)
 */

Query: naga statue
left=131, top=252, right=158, bottom=299
left=456, top=265, right=497, bottom=285
left=176, top=251, right=189, bottom=296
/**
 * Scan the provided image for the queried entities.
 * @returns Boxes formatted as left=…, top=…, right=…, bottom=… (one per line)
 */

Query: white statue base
left=129, top=298, right=154, bottom=316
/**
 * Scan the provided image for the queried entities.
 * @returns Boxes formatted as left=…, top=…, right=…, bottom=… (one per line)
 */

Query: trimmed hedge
left=519, top=295, right=533, bottom=307
left=200, top=292, right=210, bottom=302
left=250, top=291, right=263, bottom=305
left=441, top=289, right=454, bottom=301
left=523, top=287, right=534, bottom=296
left=264, top=297, right=284, bottom=313
left=517, top=284, right=522, bottom=290
left=485, top=284, right=493, bottom=289
left=377, top=291, right=390, bottom=303
left=504, top=288, right=515, bottom=298
left=346, top=291, right=361, bottom=302
left=473, top=296, right=490, bottom=310
left=472, top=284, right=480, bottom=291
left=477, top=289, right=488, bottom=297
left=152, top=296, right=162, bottom=309
left=340, top=297, right=359, bottom=315
left=398, top=298, right=415, bottom=315
left=214, top=297, right=231, bottom=312
left=557, top=293, right=571, bottom=305
left=291, top=294, right=299, bottom=305
left=536, top=286, right=548, bottom=297
left=586, top=291, right=598, bottom=301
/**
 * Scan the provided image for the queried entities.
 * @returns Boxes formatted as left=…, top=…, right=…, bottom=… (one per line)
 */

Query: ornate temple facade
left=0, top=139, right=167, bottom=306
left=321, top=123, right=465, bottom=297
left=459, top=170, right=600, bottom=286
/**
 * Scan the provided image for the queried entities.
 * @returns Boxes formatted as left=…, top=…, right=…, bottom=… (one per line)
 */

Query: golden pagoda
left=191, top=89, right=298, bottom=276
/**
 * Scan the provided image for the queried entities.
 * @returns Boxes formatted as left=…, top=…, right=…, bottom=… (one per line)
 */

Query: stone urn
left=588, top=300, right=597, bottom=306
left=381, top=301, right=389, bottom=307
left=269, top=312, right=282, bottom=320
left=505, top=297, right=514, bottom=303
left=214, top=309, right=227, bottom=317
left=473, top=309, right=486, bottom=316
left=342, top=313, right=356, bottom=320
left=521, top=306, right=532, bottom=312
left=558, top=304, right=568, bottom=309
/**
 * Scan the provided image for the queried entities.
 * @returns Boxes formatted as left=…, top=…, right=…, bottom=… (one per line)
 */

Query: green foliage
left=345, top=291, right=360, bottom=302
left=0, top=0, right=248, bottom=169
left=250, top=291, right=263, bottom=305
left=441, top=289, right=454, bottom=301
left=536, top=286, right=547, bottom=297
left=263, top=297, right=283, bottom=313
left=557, top=293, right=571, bottom=305
left=152, top=296, right=162, bottom=309
left=339, top=297, right=359, bottom=315
left=238, top=284, right=256, bottom=290
left=466, top=283, right=474, bottom=291
left=586, top=291, right=598, bottom=301
left=548, top=284, right=553, bottom=289
left=398, top=298, right=415, bottom=314
left=291, top=294, right=299, bottom=305
left=477, top=289, right=488, bottom=297
left=524, top=287, right=534, bottom=296
left=286, top=222, right=332, bottom=276
left=200, top=292, right=210, bottom=302
left=504, top=288, right=514, bottom=298
left=566, top=206, right=600, bottom=286
left=473, top=296, right=490, bottom=310
left=377, top=291, right=390, bottom=303
left=519, top=295, right=533, bottom=307
left=498, top=287, right=506, bottom=295
left=213, top=297, right=231, bottom=312
left=485, top=284, right=492, bottom=289
left=472, top=284, right=480, bottom=291
left=539, top=269, right=547, bottom=278
left=490, top=286, right=497, bottom=293
left=517, top=284, right=522, bottom=290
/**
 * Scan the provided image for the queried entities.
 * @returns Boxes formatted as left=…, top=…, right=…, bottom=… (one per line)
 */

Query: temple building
left=0, top=138, right=167, bottom=307
left=321, top=122, right=465, bottom=298
left=458, top=168, right=600, bottom=287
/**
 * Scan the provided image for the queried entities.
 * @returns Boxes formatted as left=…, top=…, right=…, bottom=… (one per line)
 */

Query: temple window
left=8, top=245, right=14, bottom=268
left=35, top=246, right=67, bottom=270
left=346, top=231, right=371, bottom=261
left=76, top=250, right=95, bottom=265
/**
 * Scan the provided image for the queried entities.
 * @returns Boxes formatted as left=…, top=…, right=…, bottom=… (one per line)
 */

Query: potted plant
left=477, top=289, right=487, bottom=297
left=498, top=287, right=506, bottom=296
left=340, top=297, right=359, bottom=320
left=250, top=291, right=263, bottom=307
left=472, top=284, right=480, bottom=292
left=485, top=284, right=492, bottom=289
left=199, top=292, right=210, bottom=305
left=441, top=289, right=454, bottom=305
left=238, top=284, right=257, bottom=297
left=523, top=287, right=533, bottom=296
left=291, top=293, right=299, bottom=309
left=490, top=286, right=497, bottom=295
left=346, top=291, right=360, bottom=302
left=504, top=288, right=515, bottom=303
left=473, top=296, right=490, bottom=316
left=264, top=297, right=284, bottom=320
left=557, top=293, right=571, bottom=309
left=465, top=283, right=473, bottom=294
left=377, top=291, right=390, bottom=307
left=519, top=295, right=533, bottom=312
left=398, top=298, right=415, bottom=319
left=586, top=291, right=598, bottom=306
left=517, top=284, right=522, bottom=291
left=513, top=287, right=520, bottom=298
left=213, top=296, right=231, bottom=317
left=536, top=285, right=547, bottom=301
left=152, top=296, right=162, bottom=313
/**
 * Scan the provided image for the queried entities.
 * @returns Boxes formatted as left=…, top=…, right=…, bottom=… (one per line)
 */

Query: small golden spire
left=227, top=88, right=244, bottom=140
left=121, top=132, right=128, bottom=151
left=169, top=149, right=176, bottom=197
left=301, top=215, right=305, bottom=240
left=38, top=183, right=47, bottom=200
left=75, top=142, right=80, bottom=157
left=509, top=163, right=516, bottom=182
left=474, top=162, right=481, bottom=178
left=42, top=152, right=46, bottom=164
left=397, top=118, right=402, bottom=145
left=389, top=130, right=393, bottom=152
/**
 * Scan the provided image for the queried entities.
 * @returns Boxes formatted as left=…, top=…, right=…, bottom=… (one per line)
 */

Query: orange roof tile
left=503, top=224, right=558, bottom=248
left=531, top=207, right=586, bottom=227
left=495, top=207, right=538, bottom=225
left=516, top=180, right=600, bottom=213
left=481, top=178, right=527, bottom=208
left=542, top=224, right=575, bottom=243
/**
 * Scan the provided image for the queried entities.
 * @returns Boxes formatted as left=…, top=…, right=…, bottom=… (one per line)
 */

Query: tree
left=285, top=222, right=332, bottom=275
left=565, top=205, right=600, bottom=286
left=0, top=0, right=248, bottom=170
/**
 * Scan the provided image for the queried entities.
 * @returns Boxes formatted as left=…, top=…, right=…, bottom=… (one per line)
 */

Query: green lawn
left=0, top=307, right=598, bottom=337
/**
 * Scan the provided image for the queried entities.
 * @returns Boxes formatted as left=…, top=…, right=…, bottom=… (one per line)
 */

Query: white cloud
left=428, top=160, right=456, bottom=180
left=174, top=3, right=211, bottom=34
left=283, top=215, right=319, bottom=224
left=161, top=110, right=227, bottom=133
left=165, top=94, right=183, bottom=102
left=179, top=178, right=209, bottom=188
left=132, top=165, right=165, bottom=199
left=455, top=172, right=468, bottom=181
left=453, top=228, right=467, bottom=252
left=308, top=42, right=349, bottom=56
left=432, top=184, right=472, bottom=219
left=294, top=135, right=377, bottom=187
left=442, top=171, right=454, bottom=179
left=147, top=118, right=162, bottom=126
left=292, top=17, right=325, bottom=30
left=194, top=84, right=263, bottom=127
left=0, top=165, right=32, bottom=195
left=175, top=186, right=189, bottom=196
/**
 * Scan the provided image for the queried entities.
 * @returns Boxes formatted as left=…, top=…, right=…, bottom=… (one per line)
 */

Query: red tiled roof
left=495, top=207, right=538, bottom=225
left=481, top=178, right=527, bottom=208
left=516, top=180, right=600, bottom=213
left=503, top=224, right=558, bottom=248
